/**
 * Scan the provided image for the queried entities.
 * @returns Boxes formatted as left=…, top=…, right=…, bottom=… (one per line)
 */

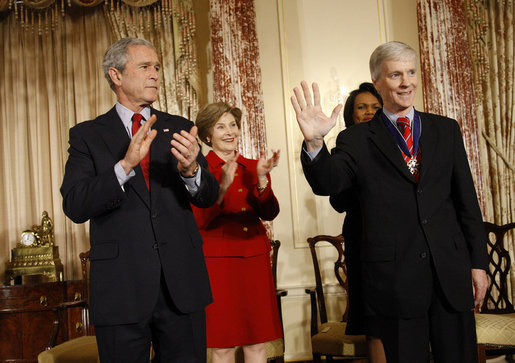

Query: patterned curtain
left=208, top=0, right=273, bottom=238
left=417, top=0, right=515, bottom=303
left=104, top=0, right=200, bottom=119
left=0, top=0, right=200, bottom=281
left=465, top=0, right=515, bottom=301
left=209, top=0, right=267, bottom=160
left=417, top=0, right=485, bottom=210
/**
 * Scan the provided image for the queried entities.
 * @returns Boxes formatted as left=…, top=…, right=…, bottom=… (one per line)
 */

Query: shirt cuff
left=115, top=161, right=135, bottom=187
left=182, top=167, right=202, bottom=195
left=304, top=146, right=323, bottom=161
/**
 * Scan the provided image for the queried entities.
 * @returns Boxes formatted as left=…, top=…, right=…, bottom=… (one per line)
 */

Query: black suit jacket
left=302, top=111, right=488, bottom=318
left=61, top=107, right=219, bottom=326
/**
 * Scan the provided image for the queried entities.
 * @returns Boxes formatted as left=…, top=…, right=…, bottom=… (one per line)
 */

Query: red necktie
left=396, top=117, right=420, bottom=181
left=132, top=113, right=150, bottom=189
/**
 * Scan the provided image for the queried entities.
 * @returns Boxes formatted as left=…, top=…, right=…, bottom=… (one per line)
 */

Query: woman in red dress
left=192, top=102, right=282, bottom=363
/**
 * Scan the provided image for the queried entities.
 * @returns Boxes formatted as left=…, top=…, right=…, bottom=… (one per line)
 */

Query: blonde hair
left=369, top=41, right=416, bottom=81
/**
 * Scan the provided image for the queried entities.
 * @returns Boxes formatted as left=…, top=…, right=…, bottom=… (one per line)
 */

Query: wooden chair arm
left=305, top=288, right=319, bottom=336
left=46, top=299, right=88, bottom=350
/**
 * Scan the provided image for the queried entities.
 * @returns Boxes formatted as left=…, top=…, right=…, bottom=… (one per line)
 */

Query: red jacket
left=192, top=151, right=279, bottom=257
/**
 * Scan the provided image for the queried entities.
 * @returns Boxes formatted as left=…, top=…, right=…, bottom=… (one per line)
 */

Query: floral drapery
left=208, top=0, right=272, bottom=238
left=417, top=0, right=485, bottom=209
left=417, top=0, right=515, bottom=303
left=466, top=0, right=515, bottom=303
left=209, top=0, right=267, bottom=160
left=0, top=0, right=200, bottom=281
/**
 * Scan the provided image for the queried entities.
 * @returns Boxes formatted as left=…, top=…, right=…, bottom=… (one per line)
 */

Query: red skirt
left=205, top=252, right=283, bottom=348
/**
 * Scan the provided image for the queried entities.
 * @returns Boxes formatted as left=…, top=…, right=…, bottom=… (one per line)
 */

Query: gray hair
left=102, top=37, right=156, bottom=91
left=369, top=41, right=417, bottom=81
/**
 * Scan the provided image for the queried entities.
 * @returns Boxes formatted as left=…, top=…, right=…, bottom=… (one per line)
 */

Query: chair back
left=78, top=250, right=92, bottom=335
left=307, top=234, right=348, bottom=324
left=481, top=222, right=515, bottom=313
left=270, top=239, right=280, bottom=287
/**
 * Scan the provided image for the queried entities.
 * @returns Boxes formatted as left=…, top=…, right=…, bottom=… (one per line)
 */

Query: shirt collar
left=207, top=150, right=247, bottom=168
left=382, top=106, right=415, bottom=127
left=115, top=102, right=152, bottom=137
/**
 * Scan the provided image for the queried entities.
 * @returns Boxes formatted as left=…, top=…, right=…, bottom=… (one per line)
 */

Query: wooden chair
left=38, top=251, right=99, bottom=363
left=305, top=234, right=367, bottom=362
left=476, top=222, right=515, bottom=363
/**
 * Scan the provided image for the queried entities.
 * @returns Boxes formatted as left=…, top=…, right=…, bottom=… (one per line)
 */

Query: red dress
left=192, top=151, right=283, bottom=348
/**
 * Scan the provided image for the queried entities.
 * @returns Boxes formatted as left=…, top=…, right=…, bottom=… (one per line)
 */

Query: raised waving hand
left=290, top=81, right=342, bottom=151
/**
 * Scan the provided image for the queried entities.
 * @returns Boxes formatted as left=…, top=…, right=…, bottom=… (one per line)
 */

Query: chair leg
left=476, top=344, right=486, bottom=363
left=312, top=353, right=323, bottom=363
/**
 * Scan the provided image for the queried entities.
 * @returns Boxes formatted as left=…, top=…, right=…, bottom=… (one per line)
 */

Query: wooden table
left=0, top=280, right=87, bottom=362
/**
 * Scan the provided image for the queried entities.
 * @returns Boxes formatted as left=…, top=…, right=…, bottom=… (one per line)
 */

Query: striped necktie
left=396, top=117, right=420, bottom=181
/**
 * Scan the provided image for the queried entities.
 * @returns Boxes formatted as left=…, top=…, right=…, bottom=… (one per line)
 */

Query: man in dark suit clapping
left=291, top=41, right=489, bottom=362
left=61, top=37, right=219, bottom=363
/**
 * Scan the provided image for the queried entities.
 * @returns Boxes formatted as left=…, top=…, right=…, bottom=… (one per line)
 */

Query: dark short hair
left=195, top=102, right=242, bottom=147
left=343, top=82, right=383, bottom=128
left=102, top=37, right=156, bottom=91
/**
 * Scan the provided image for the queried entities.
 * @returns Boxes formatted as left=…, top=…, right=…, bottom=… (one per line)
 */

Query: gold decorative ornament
left=5, top=211, right=63, bottom=285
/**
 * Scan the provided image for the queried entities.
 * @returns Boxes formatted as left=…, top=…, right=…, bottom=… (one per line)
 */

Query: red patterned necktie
left=132, top=113, right=150, bottom=189
left=396, top=117, right=420, bottom=181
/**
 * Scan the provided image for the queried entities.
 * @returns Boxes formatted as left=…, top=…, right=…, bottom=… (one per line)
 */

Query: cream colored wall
left=254, top=0, right=421, bottom=360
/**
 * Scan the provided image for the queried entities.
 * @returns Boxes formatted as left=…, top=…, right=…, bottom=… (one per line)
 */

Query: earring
left=206, top=137, right=211, bottom=143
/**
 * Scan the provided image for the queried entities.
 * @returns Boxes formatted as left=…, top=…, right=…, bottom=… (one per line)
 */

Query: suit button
left=238, top=189, right=243, bottom=192
left=241, top=207, right=246, bottom=211
left=152, top=243, right=159, bottom=249
left=417, top=189, right=423, bottom=194
left=243, top=227, right=248, bottom=232
left=421, top=219, right=428, bottom=224
left=152, top=213, right=158, bottom=219
left=420, top=252, right=427, bottom=259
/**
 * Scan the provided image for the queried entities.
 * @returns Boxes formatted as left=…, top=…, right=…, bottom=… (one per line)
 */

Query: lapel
left=417, top=113, right=437, bottom=185
left=368, top=113, right=416, bottom=183
left=149, top=109, right=179, bottom=209
left=97, top=107, right=151, bottom=209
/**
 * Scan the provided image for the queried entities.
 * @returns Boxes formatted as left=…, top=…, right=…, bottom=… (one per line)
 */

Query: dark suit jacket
left=60, top=107, right=219, bottom=326
left=302, top=110, right=488, bottom=318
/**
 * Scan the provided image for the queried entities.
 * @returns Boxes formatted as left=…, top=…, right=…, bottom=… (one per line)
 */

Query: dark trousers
left=372, top=278, right=477, bottom=363
left=95, top=274, right=206, bottom=363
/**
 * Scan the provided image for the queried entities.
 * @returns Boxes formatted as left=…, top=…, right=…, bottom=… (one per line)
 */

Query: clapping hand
left=290, top=81, right=342, bottom=151
left=121, top=114, right=158, bottom=175
left=171, top=126, right=201, bottom=177
left=220, top=151, right=239, bottom=192
left=257, top=149, right=280, bottom=177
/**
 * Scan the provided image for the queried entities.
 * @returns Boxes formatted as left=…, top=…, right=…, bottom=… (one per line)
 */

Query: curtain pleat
left=208, top=0, right=272, bottom=237
left=466, top=0, right=515, bottom=303
left=0, top=9, right=113, bottom=281
left=104, top=1, right=199, bottom=118
left=209, top=0, right=267, bottom=160
left=416, top=0, right=485, bottom=211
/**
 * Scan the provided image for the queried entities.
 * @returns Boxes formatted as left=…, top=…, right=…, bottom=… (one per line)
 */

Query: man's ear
left=108, top=67, right=122, bottom=87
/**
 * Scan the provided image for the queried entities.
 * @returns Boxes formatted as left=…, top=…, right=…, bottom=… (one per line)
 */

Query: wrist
left=305, top=138, right=324, bottom=152
left=120, top=159, right=134, bottom=176
left=257, top=178, right=269, bottom=193
left=182, top=162, right=199, bottom=178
